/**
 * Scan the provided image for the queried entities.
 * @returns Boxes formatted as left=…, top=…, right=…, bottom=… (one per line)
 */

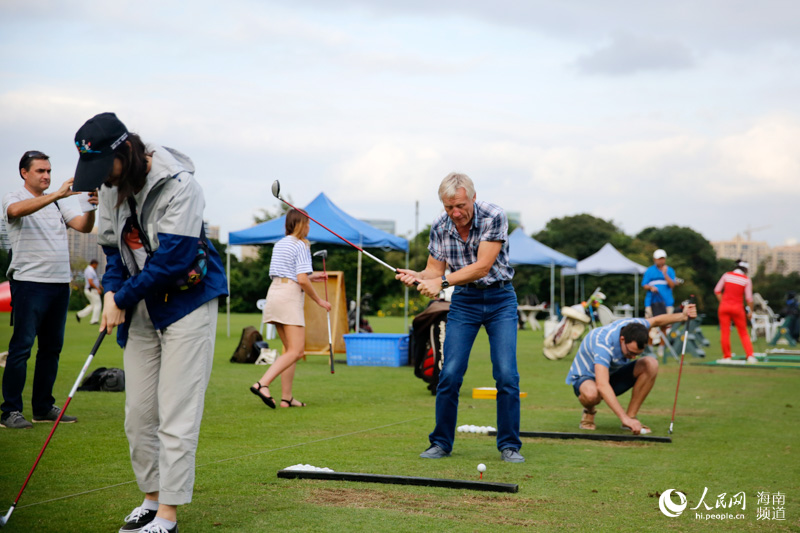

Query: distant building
left=68, top=227, right=106, bottom=277
left=769, top=244, right=800, bottom=275
left=711, top=235, right=800, bottom=275
left=361, top=219, right=396, bottom=235
left=0, top=218, right=9, bottom=251
left=204, top=222, right=220, bottom=242
left=711, top=235, right=771, bottom=272
left=240, top=245, right=260, bottom=261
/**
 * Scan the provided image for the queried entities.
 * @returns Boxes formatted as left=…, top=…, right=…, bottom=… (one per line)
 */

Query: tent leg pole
left=226, top=246, right=231, bottom=338
left=404, top=249, right=409, bottom=332
left=356, top=251, right=362, bottom=333
left=550, top=263, right=555, bottom=318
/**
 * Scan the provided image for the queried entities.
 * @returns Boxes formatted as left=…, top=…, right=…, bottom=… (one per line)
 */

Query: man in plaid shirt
left=396, top=173, right=523, bottom=463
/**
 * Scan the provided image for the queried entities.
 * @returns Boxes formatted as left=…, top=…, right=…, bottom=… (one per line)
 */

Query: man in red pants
left=714, top=260, right=755, bottom=363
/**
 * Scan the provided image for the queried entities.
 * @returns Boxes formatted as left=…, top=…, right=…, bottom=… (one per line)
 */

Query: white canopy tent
left=561, top=243, right=647, bottom=316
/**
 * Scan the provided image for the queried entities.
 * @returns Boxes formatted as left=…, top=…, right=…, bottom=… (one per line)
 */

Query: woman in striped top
left=250, top=209, right=331, bottom=408
left=714, top=260, right=755, bottom=363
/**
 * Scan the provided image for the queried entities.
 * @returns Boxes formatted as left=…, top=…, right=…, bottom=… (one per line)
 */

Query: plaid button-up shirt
left=428, top=200, right=514, bottom=285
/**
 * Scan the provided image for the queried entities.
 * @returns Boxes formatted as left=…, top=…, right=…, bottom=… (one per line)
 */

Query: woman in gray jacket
left=73, top=112, right=228, bottom=533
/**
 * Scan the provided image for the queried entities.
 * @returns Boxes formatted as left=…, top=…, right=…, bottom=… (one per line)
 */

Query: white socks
left=152, top=517, right=177, bottom=529
left=141, top=499, right=159, bottom=511
left=140, top=499, right=177, bottom=529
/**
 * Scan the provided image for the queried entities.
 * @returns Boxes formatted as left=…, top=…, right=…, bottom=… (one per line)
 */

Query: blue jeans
left=2, top=280, right=70, bottom=416
left=429, top=282, right=521, bottom=453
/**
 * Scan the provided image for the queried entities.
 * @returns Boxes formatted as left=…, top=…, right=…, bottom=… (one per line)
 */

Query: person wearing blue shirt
left=642, top=249, right=681, bottom=356
left=566, top=304, right=696, bottom=435
left=642, top=249, right=678, bottom=312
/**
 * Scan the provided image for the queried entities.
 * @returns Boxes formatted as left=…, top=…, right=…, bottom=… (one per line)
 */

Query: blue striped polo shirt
left=566, top=318, right=649, bottom=385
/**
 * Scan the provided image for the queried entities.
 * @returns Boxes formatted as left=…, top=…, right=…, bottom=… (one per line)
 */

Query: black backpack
left=77, top=367, right=125, bottom=392
left=230, top=326, right=263, bottom=363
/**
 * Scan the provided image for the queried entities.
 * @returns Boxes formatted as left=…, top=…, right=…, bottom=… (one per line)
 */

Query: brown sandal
left=580, top=407, right=597, bottom=430
left=250, top=383, right=276, bottom=409
left=281, top=397, right=306, bottom=408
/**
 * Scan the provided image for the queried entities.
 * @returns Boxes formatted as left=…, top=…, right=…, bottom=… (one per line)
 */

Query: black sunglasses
left=19, top=150, right=50, bottom=172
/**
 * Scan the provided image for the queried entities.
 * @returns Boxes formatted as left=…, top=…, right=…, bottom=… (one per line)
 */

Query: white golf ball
left=477, top=463, right=486, bottom=472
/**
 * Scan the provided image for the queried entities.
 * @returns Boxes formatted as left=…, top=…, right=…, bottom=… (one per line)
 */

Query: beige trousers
left=77, top=287, right=102, bottom=323
left=123, top=298, right=217, bottom=505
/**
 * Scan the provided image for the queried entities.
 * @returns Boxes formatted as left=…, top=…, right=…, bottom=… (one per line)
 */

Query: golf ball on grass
left=477, top=463, right=486, bottom=473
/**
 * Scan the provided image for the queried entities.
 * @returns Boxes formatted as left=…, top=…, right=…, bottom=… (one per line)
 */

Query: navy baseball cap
left=73, top=112, right=129, bottom=191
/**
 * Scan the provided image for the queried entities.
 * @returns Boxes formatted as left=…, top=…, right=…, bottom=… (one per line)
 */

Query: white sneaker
left=746, top=356, right=758, bottom=364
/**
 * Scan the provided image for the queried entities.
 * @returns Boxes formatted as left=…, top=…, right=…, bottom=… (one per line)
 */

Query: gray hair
left=438, top=172, right=475, bottom=202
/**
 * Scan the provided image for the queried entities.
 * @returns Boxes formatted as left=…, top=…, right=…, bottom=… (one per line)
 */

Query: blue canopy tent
left=227, top=192, right=409, bottom=336
left=507, top=228, right=577, bottom=317
left=561, top=242, right=647, bottom=316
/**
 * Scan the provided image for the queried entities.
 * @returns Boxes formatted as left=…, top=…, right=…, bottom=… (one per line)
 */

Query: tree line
left=0, top=212, right=795, bottom=322
left=219, top=212, right=798, bottom=324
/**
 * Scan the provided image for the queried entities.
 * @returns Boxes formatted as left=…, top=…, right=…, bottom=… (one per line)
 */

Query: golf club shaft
left=322, top=256, right=334, bottom=374
left=8, top=331, right=106, bottom=513
left=273, top=192, right=402, bottom=275
left=669, top=318, right=691, bottom=431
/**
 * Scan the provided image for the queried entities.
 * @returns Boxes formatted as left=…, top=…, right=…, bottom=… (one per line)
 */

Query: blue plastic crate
left=343, top=333, right=410, bottom=367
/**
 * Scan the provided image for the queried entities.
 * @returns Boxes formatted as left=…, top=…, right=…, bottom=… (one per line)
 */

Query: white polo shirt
left=2, top=188, right=79, bottom=283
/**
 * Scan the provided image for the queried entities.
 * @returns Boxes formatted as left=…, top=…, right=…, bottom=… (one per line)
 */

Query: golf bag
left=543, top=306, right=591, bottom=360
left=348, top=293, right=374, bottom=332
left=231, top=326, right=262, bottom=363
left=409, top=300, right=450, bottom=395
left=780, top=292, right=800, bottom=341
left=650, top=291, right=668, bottom=317
left=77, top=367, right=125, bottom=392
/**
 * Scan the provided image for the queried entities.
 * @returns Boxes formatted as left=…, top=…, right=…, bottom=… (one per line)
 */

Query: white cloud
left=716, top=116, right=800, bottom=189
left=575, top=32, right=695, bottom=75
left=0, top=0, right=798, bottom=249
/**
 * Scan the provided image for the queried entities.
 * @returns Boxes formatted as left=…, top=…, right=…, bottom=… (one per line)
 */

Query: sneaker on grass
left=419, top=445, right=450, bottom=459
left=32, top=406, right=77, bottom=423
left=141, top=520, right=178, bottom=533
left=501, top=448, right=525, bottom=463
left=0, top=411, right=33, bottom=429
left=119, top=507, right=158, bottom=533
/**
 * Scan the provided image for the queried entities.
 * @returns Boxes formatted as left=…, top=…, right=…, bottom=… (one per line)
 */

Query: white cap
left=653, top=249, right=667, bottom=259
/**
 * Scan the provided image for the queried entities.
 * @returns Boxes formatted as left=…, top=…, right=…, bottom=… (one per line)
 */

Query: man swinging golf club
left=396, top=172, right=523, bottom=463
left=566, top=303, right=697, bottom=435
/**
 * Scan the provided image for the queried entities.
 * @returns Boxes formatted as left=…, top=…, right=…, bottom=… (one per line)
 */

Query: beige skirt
left=262, top=278, right=305, bottom=327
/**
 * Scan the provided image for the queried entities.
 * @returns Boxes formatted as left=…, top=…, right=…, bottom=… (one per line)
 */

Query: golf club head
left=0, top=506, right=13, bottom=527
left=271, top=180, right=281, bottom=199
left=313, top=249, right=328, bottom=258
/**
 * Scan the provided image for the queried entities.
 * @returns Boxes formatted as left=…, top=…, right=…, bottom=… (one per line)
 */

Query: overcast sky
left=2, top=0, right=798, bottom=250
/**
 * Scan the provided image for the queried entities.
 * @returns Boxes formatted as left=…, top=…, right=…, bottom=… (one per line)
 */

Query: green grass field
left=1, top=314, right=798, bottom=532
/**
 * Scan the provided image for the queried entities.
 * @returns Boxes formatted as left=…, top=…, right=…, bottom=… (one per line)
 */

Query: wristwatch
left=441, top=275, right=450, bottom=289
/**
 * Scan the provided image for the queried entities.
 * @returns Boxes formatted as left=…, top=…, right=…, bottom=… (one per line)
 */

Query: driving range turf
left=0, top=314, right=798, bottom=532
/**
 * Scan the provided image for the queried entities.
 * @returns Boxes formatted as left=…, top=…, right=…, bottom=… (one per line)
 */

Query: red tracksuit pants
left=718, top=303, right=754, bottom=358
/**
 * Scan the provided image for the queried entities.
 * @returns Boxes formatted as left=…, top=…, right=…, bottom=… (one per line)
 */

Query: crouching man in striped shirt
left=566, top=303, right=697, bottom=435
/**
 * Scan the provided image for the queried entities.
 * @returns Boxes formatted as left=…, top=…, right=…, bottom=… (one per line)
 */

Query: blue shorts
left=572, top=360, right=638, bottom=398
